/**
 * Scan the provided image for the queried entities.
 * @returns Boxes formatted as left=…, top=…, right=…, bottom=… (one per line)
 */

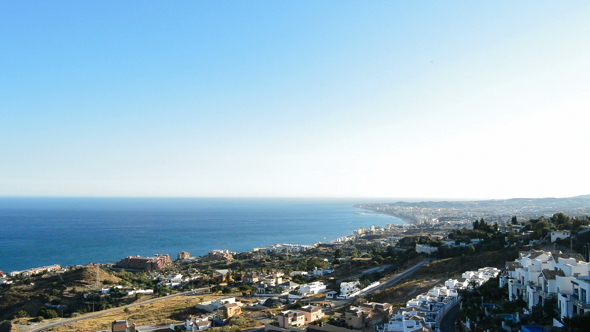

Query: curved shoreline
left=2, top=202, right=400, bottom=273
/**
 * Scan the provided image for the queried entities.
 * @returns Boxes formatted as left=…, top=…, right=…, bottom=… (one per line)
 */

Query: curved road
left=439, top=302, right=460, bottom=332
left=325, top=259, right=433, bottom=313
left=21, top=288, right=210, bottom=332
left=23, top=260, right=435, bottom=332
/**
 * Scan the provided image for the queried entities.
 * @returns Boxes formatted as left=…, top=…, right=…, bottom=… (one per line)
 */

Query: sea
left=0, top=197, right=406, bottom=272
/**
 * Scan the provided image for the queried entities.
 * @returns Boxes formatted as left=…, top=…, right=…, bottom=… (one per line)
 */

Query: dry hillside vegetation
left=371, top=248, right=517, bottom=305
left=41, top=295, right=255, bottom=332
left=1, top=266, right=122, bottom=321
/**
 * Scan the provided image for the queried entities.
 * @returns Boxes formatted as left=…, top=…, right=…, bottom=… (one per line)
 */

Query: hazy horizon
left=2, top=2, right=589, bottom=199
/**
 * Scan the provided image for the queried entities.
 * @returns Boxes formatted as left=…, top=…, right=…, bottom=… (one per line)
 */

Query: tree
left=37, top=308, right=58, bottom=319
left=306, top=257, right=328, bottom=271
left=15, top=310, right=29, bottom=318
left=551, top=213, right=570, bottom=227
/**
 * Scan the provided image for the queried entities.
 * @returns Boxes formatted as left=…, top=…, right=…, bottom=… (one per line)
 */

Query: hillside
left=0, top=266, right=121, bottom=321
left=370, top=248, right=518, bottom=306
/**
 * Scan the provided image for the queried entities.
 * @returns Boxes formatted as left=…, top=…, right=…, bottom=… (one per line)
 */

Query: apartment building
left=499, top=249, right=589, bottom=323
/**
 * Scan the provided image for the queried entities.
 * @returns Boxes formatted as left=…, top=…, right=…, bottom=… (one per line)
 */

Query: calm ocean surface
left=0, top=198, right=404, bottom=272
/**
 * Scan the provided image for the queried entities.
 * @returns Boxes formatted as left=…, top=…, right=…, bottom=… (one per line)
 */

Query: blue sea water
left=0, top=197, right=404, bottom=272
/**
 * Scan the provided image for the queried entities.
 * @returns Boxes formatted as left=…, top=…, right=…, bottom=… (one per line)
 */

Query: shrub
left=15, top=310, right=29, bottom=318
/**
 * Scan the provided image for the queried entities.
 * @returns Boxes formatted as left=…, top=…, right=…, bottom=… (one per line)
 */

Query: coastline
left=0, top=198, right=405, bottom=272
left=354, top=204, right=416, bottom=224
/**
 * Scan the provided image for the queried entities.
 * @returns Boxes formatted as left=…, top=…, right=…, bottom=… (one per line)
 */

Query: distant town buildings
left=358, top=197, right=590, bottom=226
left=8, top=264, right=62, bottom=277
left=253, top=243, right=312, bottom=253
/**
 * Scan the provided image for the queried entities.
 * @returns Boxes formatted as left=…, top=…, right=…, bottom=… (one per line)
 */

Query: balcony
left=571, top=297, right=590, bottom=310
left=539, top=290, right=556, bottom=299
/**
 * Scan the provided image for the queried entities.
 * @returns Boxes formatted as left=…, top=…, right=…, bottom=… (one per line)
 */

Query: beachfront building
left=178, top=251, right=191, bottom=260
left=9, top=264, right=62, bottom=277
left=115, top=254, right=171, bottom=271
left=205, top=249, right=234, bottom=261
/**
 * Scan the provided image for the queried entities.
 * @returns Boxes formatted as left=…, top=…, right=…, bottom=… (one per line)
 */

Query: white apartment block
left=378, top=267, right=499, bottom=332
left=499, top=249, right=589, bottom=324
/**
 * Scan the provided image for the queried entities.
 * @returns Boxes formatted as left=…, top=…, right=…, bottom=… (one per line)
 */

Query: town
left=3, top=197, right=590, bottom=332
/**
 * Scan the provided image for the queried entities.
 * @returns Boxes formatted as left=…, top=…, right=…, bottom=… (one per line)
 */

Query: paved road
left=22, top=260, right=434, bottom=332
left=439, top=302, right=460, bottom=332
left=324, top=259, right=433, bottom=313
left=362, top=260, right=429, bottom=294
left=21, top=288, right=210, bottom=332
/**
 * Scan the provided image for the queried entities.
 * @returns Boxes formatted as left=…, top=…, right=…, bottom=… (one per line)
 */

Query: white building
left=499, top=249, right=589, bottom=323
left=185, top=315, right=212, bottom=331
left=380, top=266, right=498, bottom=332
left=415, top=244, right=438, bottom=255
left=299, top=281, right=326, bottom=295
left=339, top=281, right=361, bottom=299
left=551, top=230, right=571, bottom=242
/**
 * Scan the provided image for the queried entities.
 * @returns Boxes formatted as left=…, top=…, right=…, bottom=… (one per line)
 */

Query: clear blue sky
left=2, top=1, right=589, bottom=199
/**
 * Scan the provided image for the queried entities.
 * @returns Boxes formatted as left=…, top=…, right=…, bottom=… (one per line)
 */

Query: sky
left=1, top=1, right=589, bottom=200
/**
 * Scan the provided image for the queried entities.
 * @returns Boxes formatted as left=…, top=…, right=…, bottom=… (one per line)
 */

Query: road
left=362, top=259, right=431, bottom=294
left=324, top=259, right=433, bottom=313
left=22, top=260, right=434, bottom=332
left=439, top=302, right=460, bottom=332
left=20, top=288, right=210, bottom=332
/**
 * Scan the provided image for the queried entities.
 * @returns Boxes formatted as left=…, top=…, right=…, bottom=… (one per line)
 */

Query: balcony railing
left=539, top=290, right=556, bottom=299
left=571, top=297, right=590, bottom=310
